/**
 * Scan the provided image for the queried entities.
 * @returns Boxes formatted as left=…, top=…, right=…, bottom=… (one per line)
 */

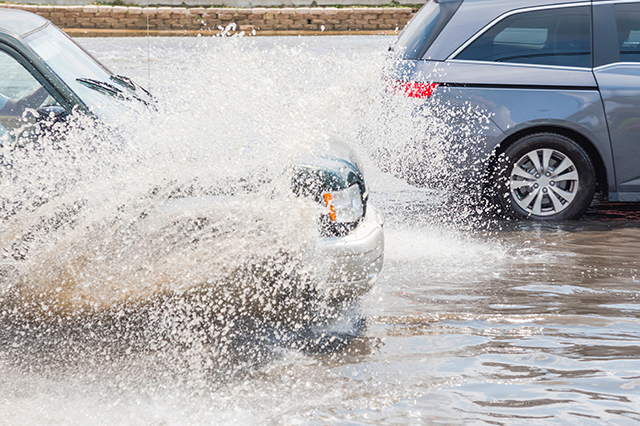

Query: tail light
left=386, top=79, right=439, bottom=99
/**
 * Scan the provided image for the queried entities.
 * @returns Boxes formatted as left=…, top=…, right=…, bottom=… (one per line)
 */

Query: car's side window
left=456, top=6, right=591, bottom=68
left=615, top=3, right=640, bottom=63
left=0, top=49, right=59, bottom=140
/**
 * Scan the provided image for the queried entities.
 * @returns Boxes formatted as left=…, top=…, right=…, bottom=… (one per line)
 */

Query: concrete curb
left=63, top=28, right=400, bottom=37
left=0, top=3, right=415, bottom=35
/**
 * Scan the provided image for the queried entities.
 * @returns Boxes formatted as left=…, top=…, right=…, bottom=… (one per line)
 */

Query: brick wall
left=0, top=3, right=415, bottom=33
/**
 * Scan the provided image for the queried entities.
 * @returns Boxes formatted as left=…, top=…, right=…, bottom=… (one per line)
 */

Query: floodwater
left=1, top=36, right=639, bottom=425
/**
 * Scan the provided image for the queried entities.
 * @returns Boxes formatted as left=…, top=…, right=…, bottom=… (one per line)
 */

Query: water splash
left=0, top=35, right=513, bottom=412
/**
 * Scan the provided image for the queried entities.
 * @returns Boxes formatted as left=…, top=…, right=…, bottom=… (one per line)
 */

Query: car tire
left=492, top=133, right=596, bottom=220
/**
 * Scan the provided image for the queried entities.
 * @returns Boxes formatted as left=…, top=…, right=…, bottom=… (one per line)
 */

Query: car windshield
left=23, top=23, right=145, bottom=120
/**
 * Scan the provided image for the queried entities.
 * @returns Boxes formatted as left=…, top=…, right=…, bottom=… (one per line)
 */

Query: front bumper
left=315, top=204, right=384, bottom=299
left=146, top=195, right=384, bottom=301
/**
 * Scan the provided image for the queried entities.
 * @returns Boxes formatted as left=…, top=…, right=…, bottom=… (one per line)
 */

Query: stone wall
left=0, top=3, right=415, bottom=33
left=13, top=0, right=425, bottom=6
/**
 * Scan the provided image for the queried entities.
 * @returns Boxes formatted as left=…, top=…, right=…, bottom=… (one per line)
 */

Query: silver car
left=387, top=0, right=640, bottom=220
left=0, top=9, right=383, bottom=315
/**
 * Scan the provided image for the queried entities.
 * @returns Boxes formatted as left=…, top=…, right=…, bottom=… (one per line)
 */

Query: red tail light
left=386, top=79, right=439, bottom=99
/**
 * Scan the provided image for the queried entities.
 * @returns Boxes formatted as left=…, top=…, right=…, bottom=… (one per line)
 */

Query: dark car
left=0, top=8, right=383, bottom=311
left=386, top=0, right=640, bottom=220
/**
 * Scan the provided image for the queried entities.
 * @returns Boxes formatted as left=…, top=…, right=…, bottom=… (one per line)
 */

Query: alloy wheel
left=509, top=148, right=579, bottom=216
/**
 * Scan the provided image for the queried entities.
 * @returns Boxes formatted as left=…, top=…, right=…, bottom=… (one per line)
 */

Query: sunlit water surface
left=0, top=36, right=639, bottom=425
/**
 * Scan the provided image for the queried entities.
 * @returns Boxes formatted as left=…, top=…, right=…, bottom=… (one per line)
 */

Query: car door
left=593, top=1, right=640, bottom=200
left=0, top=45, right=63, bottom=142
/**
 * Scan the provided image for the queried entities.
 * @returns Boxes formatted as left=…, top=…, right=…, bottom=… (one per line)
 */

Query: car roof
left=0, top=8, right=48, bottom=38
left=460, top=0, right=590, bottom=5
left=457, top=0, right=592, bottom=15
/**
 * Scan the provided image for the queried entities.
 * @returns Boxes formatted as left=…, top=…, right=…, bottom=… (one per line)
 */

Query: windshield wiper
left=110, top=74, right=154, bottom=100
left=77, top=77, right=123, bottom=96
left=110, top=74, right=135, bottom=91
left=77, top=77, right=151, bottom=106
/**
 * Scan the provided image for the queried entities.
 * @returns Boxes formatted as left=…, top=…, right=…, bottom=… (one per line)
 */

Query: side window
left=456, top=6, right=592, bottom=68
left=393, top=0, right=463, bottom=60
left=0, top=49, right=59, bottom=140
left=615, top=3, right=640, bottom=63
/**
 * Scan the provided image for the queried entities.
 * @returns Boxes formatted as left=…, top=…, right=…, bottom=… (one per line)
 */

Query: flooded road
left=366, top=193, right=640, bottom=424
left=1, top=36, right=639, bottom=425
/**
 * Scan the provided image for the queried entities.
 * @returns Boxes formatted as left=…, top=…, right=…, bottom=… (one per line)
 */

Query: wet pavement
left=362, top=191, right=640, bottom=424
left=0, top=36, right=639, bottom=425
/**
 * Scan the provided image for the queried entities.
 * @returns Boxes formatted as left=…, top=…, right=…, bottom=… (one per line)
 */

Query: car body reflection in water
left=0, top=35, right=638, bottom=425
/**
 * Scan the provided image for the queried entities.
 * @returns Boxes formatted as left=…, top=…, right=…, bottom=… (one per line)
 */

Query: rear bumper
left=315, top=204, right=384, bottom=299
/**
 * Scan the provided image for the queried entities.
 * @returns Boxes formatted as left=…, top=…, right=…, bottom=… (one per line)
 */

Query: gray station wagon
left=388, top=0, right=640, bottom=220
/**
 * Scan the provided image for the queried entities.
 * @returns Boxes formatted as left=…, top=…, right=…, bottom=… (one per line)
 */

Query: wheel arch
left=485, top=125, right=609, bottom=197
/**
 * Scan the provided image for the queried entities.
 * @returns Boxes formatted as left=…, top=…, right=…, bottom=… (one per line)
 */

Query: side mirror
left=36, top=105, right=67, bottom=122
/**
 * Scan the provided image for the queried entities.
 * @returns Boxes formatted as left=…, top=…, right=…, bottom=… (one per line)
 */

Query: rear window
left=615, top=3, right=640, bottom=62
left=456, top=6, right=592, bottom=68
left=393, top=0, right=463, bottom=60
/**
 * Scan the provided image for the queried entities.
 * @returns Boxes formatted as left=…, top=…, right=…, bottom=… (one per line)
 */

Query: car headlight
left=323, top=184, right=363, bottom=223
